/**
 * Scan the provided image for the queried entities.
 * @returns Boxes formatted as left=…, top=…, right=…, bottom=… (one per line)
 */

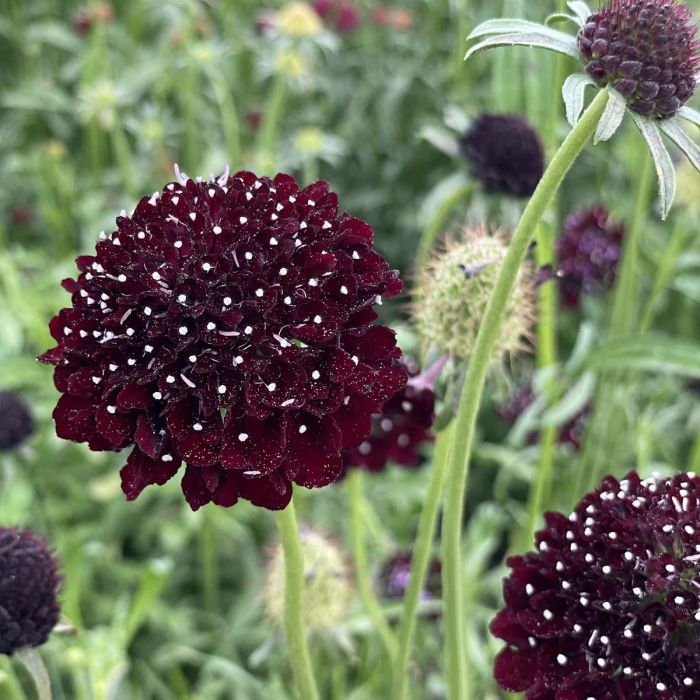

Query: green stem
left=691, top=429, right=700, bottom=473
left=275, top=501, right=320, bottom=700
left=441, top=89, right=608, bottom=700
left=200, top=508, right=219, bottom=613
left=257, top=76, right=287, bottom=174
left=16, top=648, right=51, bottom=700
left=347, top=469, right=398, bottom=660
left=579, top=150, right=655, bottom=494
left=392, top=423, right=454, bottom=700
left=415, top=182, right=474, bottom=273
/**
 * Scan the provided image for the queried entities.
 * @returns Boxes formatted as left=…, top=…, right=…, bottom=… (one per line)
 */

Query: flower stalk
left=392, top=422, right=453, bottom=700
left=275, top=500, right=320, bottom=700
left=347, top=469, right=398, bottom=660
left=441, top=88, right=609, bottom=700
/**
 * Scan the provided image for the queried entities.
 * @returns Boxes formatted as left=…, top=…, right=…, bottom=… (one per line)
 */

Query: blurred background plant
left=0, top=0, right=698, bottom=698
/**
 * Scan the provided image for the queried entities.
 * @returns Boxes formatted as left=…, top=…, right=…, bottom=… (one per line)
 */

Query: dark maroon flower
left=492, top=471, right=700, bottom=698
left=578, top=0, right=700, bottom=119
left=312, top=0, right=360, bottom=32
left=0, top=392, right=34, bottom=452
left=379, top=551, right=441, bottom=602
left=499, top=384, right=588, bottom=451
left=460, top=115, right=545, bottom=198
left=0, top=528, right=61, bottom=656
left=72, top=8, right=93, bottom=34
left=40, top=169, right=406, bottom=511
left=556, top=206, right=624, bottom=309
left=344, top=357, right=439, bottom=473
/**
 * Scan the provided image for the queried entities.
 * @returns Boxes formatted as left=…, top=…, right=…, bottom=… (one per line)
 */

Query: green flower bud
left=414, top=228, right=534, bottom=363
left=264, top=529, right=352, bottom=633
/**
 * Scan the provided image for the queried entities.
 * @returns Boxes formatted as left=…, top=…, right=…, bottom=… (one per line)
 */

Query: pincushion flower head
left=491, top=471, right=700, bottom=698
left=0, top=391, right=34, bottom=451
left=40, top=168, right=406, bottom=511
left=312, top=0, right=360, bottom=33
left=379, top=552, right=441, bottom=602
left=556, top=205, right=625, bottom=308
left=466, top=0, right=700, bottom=218
left=0, top=527, right=61, bottom=655
left=415, top=228, right=535, bottom=363
left=460, top=114, right=545, bottom=197
left=344, top=356, right=440, bottom=473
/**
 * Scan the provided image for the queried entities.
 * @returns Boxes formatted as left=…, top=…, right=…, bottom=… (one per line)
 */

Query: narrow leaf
left=631, top=112, right=676, bottom=219
left=562, top=73, right=596, bottom=127
left=467, top=18, right=576, bottom=42
left=583, top=335, right=700, bottom=378
left=16, top=647, right=52, bottom=700
left=465, top=32, right=581, bottom=62
left=678, top=105, right=700, bottom=128
left=593, top=88, right=626, bottom=143
left=660, top=118, right=700, bottom=172
left=545, top=13, right=580, bottom=28
left=541, top=372, right=595, bottom=427
left=568, top=1, right=593, bottom=25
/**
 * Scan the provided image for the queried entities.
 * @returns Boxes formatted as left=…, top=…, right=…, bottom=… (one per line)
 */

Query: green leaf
left=541, top=372, right=595, bottom=427
left=562, top=73, right=596, bottom=127
left=593, top=88, right=626, bottom=143
left=583, top=335, right=700, bottom=378
left=467, top=18, right=577, bottom=42
left=465, top=32, right=581, bottom=62
left=418, top=125, right=460, bottom=159
left=659, top=118, right=700, bottom=172
left=631, top=112, right=676, bottom=219
left=15, top=648, right=52, bottom=700
left=678, top=106, right=700, bottom=128
left=545, top=13, right=581, bottom=28
left=567, top=1, right=593, bottom=25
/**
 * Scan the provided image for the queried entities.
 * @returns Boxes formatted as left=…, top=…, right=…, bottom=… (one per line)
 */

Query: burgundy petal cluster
left=492, top=471, right=700, bottom=698
left=578, top=0, right=699, bottom=119
left=379, top=552, right=441, bottom=602
left=312, top=0, right=360, bottom=33
left=40, top=170, right=406, bottom=511
left=460, top=114, right=545, bottom=198
left=344, top=357, right=436, bottom=473
left=0, top=528, right=61, bottom=655
left=0, top=391, right=34, bottom=452
left=555, top=206, right=624, bottom=309
left=499, top=384, right=588, bottom=451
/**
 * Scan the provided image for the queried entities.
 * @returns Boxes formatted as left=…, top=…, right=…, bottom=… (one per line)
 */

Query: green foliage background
left=0, top=0, right=699, bottom=698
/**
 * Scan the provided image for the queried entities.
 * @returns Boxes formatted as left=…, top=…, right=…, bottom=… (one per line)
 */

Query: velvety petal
left=120, top=447, right=180, bottom=500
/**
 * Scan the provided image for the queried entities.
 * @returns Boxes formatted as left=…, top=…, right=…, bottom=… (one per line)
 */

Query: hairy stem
left=275, top=501, right=320, bottom=700
left=441, top=89, right=608, bottom=700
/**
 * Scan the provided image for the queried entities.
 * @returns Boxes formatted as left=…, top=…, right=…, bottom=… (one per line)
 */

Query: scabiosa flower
left=415, top=229, right=535, bottom=363
left=379, top=552, right=441, bottom=602
left=264, top=529, right=351, bottom=632
left=460, top=115, right=545, bottom=198
left=39, top=169, right=406, bottom=511
left=0, top=392, right=34, bottom=452
left=0, top=528, right=61, bottom=656
left=578, top=0, right=700, bottom=119
left=499, top=384, right=588, bottom=451
left=555, top=206, right=625, bottom=309
left=276, top=2, right=323, bottom=38
left=491, top=471, right=700, bottom=698
left=344, top=356, right=440, bottom=473
left=466, top=0, right=700, bottom=218
left=312, top=0, right=360, bottom=33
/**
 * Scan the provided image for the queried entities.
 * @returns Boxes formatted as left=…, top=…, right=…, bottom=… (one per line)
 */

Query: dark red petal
left=120, top=447, right=180, bottom=500
left=493, top=648, right=537, bottom=692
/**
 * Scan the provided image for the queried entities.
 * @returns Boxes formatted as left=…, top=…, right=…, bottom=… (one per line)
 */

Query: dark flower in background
left=0, top=528, right=61, bottom=656
left=492, top=471, right=700, bottom=698
left=578, top=0, right=699, bottom=119
left=40, top=169, right=406, bottom=511
left=499, top=384, right=588, bottom=451
left=555, top=206, right=624, bottom=309
left=0, top=392, right=34, bottom=452
left=459, top=114, right=544, bottom=197
left=343, top=356, right=440, bottom=473
left=312, top=0, right=360, bottom=33
left=379, top=552, right=441, bottom=601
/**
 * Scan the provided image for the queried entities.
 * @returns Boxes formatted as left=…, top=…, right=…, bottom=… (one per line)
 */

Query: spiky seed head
left=414, top=229, right=535, bottom=363
left=264, top=529, right=352, bottom=633
left=578, top=0, right=700, bottom=119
